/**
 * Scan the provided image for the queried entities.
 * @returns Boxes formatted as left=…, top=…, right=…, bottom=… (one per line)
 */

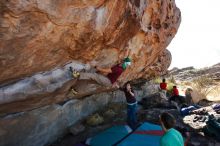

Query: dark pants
left=127, top=103, right=137, bottom=130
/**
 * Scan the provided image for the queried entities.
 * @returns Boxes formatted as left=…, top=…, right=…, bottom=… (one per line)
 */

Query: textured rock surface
left=0, top=0, right=180, bottom=84
left=0, top=0, right=181, bottom=113
left=0, top=90, right=129, bottom=146
left=168, top=63, right=220, bottom=102
left=0, top=87, right=145, bottom=146
left=169, top=63, right=220, bottom=81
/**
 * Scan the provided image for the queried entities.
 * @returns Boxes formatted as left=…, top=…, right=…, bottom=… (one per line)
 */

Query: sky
left=167, top=0, right=220, bottom=69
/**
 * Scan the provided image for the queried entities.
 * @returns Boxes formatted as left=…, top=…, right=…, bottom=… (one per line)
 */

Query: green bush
left=153, top=77, right=162, bottom=84
left=169, top=75, right=176, bottom=84
left=167, top=82, right=175, bottom=94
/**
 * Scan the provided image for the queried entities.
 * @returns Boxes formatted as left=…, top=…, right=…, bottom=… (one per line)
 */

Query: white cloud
left=167, top=0, right=220, bottom=69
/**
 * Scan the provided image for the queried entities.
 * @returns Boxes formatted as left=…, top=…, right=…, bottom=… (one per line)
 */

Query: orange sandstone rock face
left=0, top=0, right=181, bottom=85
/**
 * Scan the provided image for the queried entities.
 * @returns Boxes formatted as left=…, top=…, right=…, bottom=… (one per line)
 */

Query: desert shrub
left=153, top=77, right=162, bottom=84
left=191, top=76, right=217, bottom=99
left=167, top=82, right=175, bottom=94
left=168, top=75, right=176, bottom=84
left=181, top=81, right=192, bottom=86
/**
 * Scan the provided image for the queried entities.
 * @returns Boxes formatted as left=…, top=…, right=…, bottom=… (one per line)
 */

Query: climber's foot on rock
left=71, top=88, right=78, bottom=95
left=69, top=66, right=80, bottom=78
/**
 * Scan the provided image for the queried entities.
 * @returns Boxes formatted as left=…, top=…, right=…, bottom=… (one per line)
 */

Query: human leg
left=79, top=72, right=112, bottom=86
left=127, top=103, right=137, bottom=130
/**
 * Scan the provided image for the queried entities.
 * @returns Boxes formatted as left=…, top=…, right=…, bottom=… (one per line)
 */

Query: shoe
left=71, top=88, right=78, bottom=95
left=69, top=66, right=80, bottom=78
left=72, top=71, right=80, bottom=78
left=216, top=110, right=220, bottom=114
left=193, top=116, right=201, bottom=122
left=199, top=116, right=207, bottom=122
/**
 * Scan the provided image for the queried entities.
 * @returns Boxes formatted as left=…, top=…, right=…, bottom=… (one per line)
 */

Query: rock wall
left=0, top=0, right=180, bottom=113
left=0, top=0, right=180, bottom=84
left=0, top=89, right=144, bottom=146
left=0, top=0, right=181, bottom=145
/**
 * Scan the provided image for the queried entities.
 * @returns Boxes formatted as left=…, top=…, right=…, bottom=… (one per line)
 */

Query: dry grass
left=206, top=82, right=220, bottom=101
left=191, top=76, right=219, bottom=101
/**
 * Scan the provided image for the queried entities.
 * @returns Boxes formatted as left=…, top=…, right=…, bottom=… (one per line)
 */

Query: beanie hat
left=124, top=57, right=131, bottom=63
left=122, top=57, right=131, bottom=70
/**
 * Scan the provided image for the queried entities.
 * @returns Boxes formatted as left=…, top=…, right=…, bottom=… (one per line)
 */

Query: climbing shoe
left=72, top=71, right=80, bottom=78
left=69, top=66, right=80, bottom=78
left=71, top=88, right=78, bottom=95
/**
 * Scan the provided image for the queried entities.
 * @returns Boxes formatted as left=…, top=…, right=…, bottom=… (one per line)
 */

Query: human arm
left=128, top=88, right=135, bottom=97
left=114, top=83, right=125, bottom=91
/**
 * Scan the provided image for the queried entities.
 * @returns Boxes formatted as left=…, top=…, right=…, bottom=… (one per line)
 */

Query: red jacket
left=172, top=88, right=179, bottom=96
left=160, top=82, right=167, bottom=90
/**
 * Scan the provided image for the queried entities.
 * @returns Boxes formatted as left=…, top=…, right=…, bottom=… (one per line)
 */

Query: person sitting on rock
left=159, top=112, right=184, bottom=146
left=116, top=82, right=138, bottom=130
left=169, top=86, right=186, bottom=110
left=169, top=86, right=179, bottom=102
left=160, top=78, right=168, bottom=99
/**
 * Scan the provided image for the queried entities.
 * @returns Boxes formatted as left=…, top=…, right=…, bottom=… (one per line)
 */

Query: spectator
left=117, top=82, right=137, bottom=130
left=160, top=78, right=167, bottom=99
left=159, top=112, right=184, bottom=146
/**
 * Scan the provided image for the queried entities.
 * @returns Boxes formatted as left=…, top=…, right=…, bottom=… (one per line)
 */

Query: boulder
left=86, top=113, right=104, bottom=126
left=140, top=93, right=171, bottom=109
left=69, top=123, right=85, bottom=136
left=0, top=0, right=181, bottom=111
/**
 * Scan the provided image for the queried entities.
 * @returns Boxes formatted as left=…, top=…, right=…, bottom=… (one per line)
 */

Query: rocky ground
left=167, top=63, right=220, bottom=102
left=169, top=63, right=220, bottom=81
left=50, top=103, right=127, bottom=146
left=49, top=64, right=220, bottom=146
left=50, top=98, right=220, bottom=146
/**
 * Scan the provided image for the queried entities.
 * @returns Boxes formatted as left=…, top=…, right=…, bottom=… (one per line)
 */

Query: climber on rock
left=93, top=57, right=131, bottom=87
left=68, top=50, right=132, bottom=95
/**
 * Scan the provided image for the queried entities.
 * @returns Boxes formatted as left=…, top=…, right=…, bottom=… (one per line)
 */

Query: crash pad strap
left=133, top=130, right=164, bottom=136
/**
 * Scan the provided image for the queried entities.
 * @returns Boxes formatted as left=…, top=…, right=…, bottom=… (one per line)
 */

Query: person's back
left=160, top=79, right=167, bottom=90
left=160, top=128, right=184, bottom=146
left=172, top=86, right=179, bottom=96
left=160, top=112, right=184, bottom=146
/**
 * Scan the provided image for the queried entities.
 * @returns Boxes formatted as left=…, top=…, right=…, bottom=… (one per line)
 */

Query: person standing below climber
left=159, top=112, right=184, bottom=146
left=160, top=78, right=167, bottom=99
left=116, top=82, right=137, bottom=130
